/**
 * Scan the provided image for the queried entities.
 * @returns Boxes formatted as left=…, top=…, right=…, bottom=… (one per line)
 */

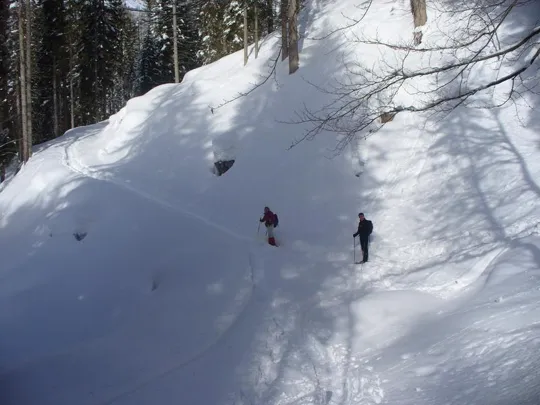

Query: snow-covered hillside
left=1, top=0, right=540, bottom=404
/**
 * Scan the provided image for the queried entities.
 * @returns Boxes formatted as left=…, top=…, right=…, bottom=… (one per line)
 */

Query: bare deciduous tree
left=410, top=0, right=427, bottom=45
left=289, top=0, right=540, bottom=153
left=288, top=0, right=299, bottom=73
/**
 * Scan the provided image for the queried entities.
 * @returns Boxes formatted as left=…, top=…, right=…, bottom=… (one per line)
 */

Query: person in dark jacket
left=260, top=206, right=277, bottom=246
left=353, top=212, right=373, bottom=263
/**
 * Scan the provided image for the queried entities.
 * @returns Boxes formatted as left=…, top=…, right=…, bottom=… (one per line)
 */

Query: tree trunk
left=69, top=42, right=75, bottom=129
left=281, top=0, right=288, bottom=60
left=266, top=0, right=273, bottom=33
left=18, top=1, right=28, bottom=162
left=172, top=0, right=179, bottom=82
left=287, top=0, right=299, bottom=74
left=254, top=1, right=259, bottom=58
left=53, top=58, right=59, bottom=137
left=243, top=5, right=248, bottom=65
left=410, top=0, right=427, bottom=45
left=15, top=74, right=23, bottom=160
left=25, top=0, right=32, bottom=158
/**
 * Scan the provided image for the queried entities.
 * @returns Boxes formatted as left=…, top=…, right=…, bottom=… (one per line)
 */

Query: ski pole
left=353, top=236, right=356, bottom=264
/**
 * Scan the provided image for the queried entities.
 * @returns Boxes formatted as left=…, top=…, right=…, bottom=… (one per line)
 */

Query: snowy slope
left=1, top=0, right=540, bottom=404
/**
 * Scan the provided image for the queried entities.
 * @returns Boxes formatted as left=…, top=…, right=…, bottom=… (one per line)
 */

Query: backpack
left=273, top=213, right=279, bottom=227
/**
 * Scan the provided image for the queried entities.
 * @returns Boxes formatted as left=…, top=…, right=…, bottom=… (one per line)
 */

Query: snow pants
left=360, top=235, right=369, bottom=262
left=266, top=224, right=276, bottom=246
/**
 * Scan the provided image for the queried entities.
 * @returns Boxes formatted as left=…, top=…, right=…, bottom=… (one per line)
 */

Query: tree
left=176, top=0, right=202, bottom=75
left=243, top=3, right=248, bottom=65
left=134, top=0, right=160, bottom=94
left=77, top=0, right=128, bottom=124
left=0, top=0, right=14, bottom=176
left=0, top=1, right=10, bottom=139
left=287, top=0, right=298, bottom=73
left=410, top=0, right=427, bottom=45
left=18, top=0, right=32, bottom=162
left=198, top=0, right=224, bottom=63
left=35, top=0, right=70, bottom=142
left=280, top=0, right=288, bottom=60
left=24, top=0, right=32, bottom=155
left=154, top=0, right=201, bottom=82
left=290, top=0, right=540, bottom=153
left=64, top=0, right=84, bottom=130
left=136, top=29, right=161, bottom=94
left=254, top=0, right=259, bottom=58
left=265, top=0, right=274, bottom=34
left=172, top=0, right=179, bottom=82
left=199, top=0, right=254, bottom=65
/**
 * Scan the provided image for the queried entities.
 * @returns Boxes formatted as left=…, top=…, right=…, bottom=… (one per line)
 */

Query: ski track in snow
left=61, top=132, right=268, bottom=404
left=98, top=266, right=259, bottom=405
left=62, top=136, right=251, bottom=243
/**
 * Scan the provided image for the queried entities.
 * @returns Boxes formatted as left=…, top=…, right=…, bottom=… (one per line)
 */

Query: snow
left=124, top=0, right=144, bottom=10
left=1, top=0, right=540, bottom=404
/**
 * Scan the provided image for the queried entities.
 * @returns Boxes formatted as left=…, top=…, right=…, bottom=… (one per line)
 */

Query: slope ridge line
left=62, top=135, right=251, bottom=243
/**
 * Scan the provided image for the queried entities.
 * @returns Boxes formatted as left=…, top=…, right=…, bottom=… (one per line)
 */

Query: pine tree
left=134, top=0, right=159, bottom=94
left=114, top=9, right=139, bottom=108
left=156, top=0, right=175, bottom=83
left=176, top=0, right=201, bottom=77
left=64, top=0, right=83, bottom=129
left=136, top=29, right=161, bottom=94
left=223, top=0, right=244, bottom=52
left=199, top=0, right=225, bottom=64
left=18, top=0, right=33, bottom=162
left=0, top=0, right=13, bottom=176
left=78, top=0, right=128, bottom=124
left=34, top=0, right=69, bottom=142
left=199, top=0, right=266, bottom=65
left=0, top=1, right=10, bottom=132
left=264, top=0, right=274, bottom=34
left=2, top=0, right=22, bottom=167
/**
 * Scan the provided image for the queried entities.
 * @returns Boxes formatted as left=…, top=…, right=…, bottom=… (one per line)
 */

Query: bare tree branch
left=290, top=0, right=540, bottom=153
left=209, top=47, right=282, bottom=110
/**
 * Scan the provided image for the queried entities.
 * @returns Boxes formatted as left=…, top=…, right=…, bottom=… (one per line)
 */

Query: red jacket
left=260, top=210, right=275, bottom=226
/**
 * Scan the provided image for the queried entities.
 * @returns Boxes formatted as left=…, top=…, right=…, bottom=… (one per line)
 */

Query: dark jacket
left=353, top=219, right=373, bottom=239
left=260, top=210, right=275, bottom=226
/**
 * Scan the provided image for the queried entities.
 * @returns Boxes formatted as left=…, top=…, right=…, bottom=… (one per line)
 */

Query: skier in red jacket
left=260, top=206, right=277, bottom=246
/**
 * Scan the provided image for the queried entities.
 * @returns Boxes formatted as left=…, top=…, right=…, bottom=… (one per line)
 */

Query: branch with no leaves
left=299, top=0, right=374, bottom=41
left=209, top=47, right=282, bottom=111
left=288, top=0, right=540, bottom=153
